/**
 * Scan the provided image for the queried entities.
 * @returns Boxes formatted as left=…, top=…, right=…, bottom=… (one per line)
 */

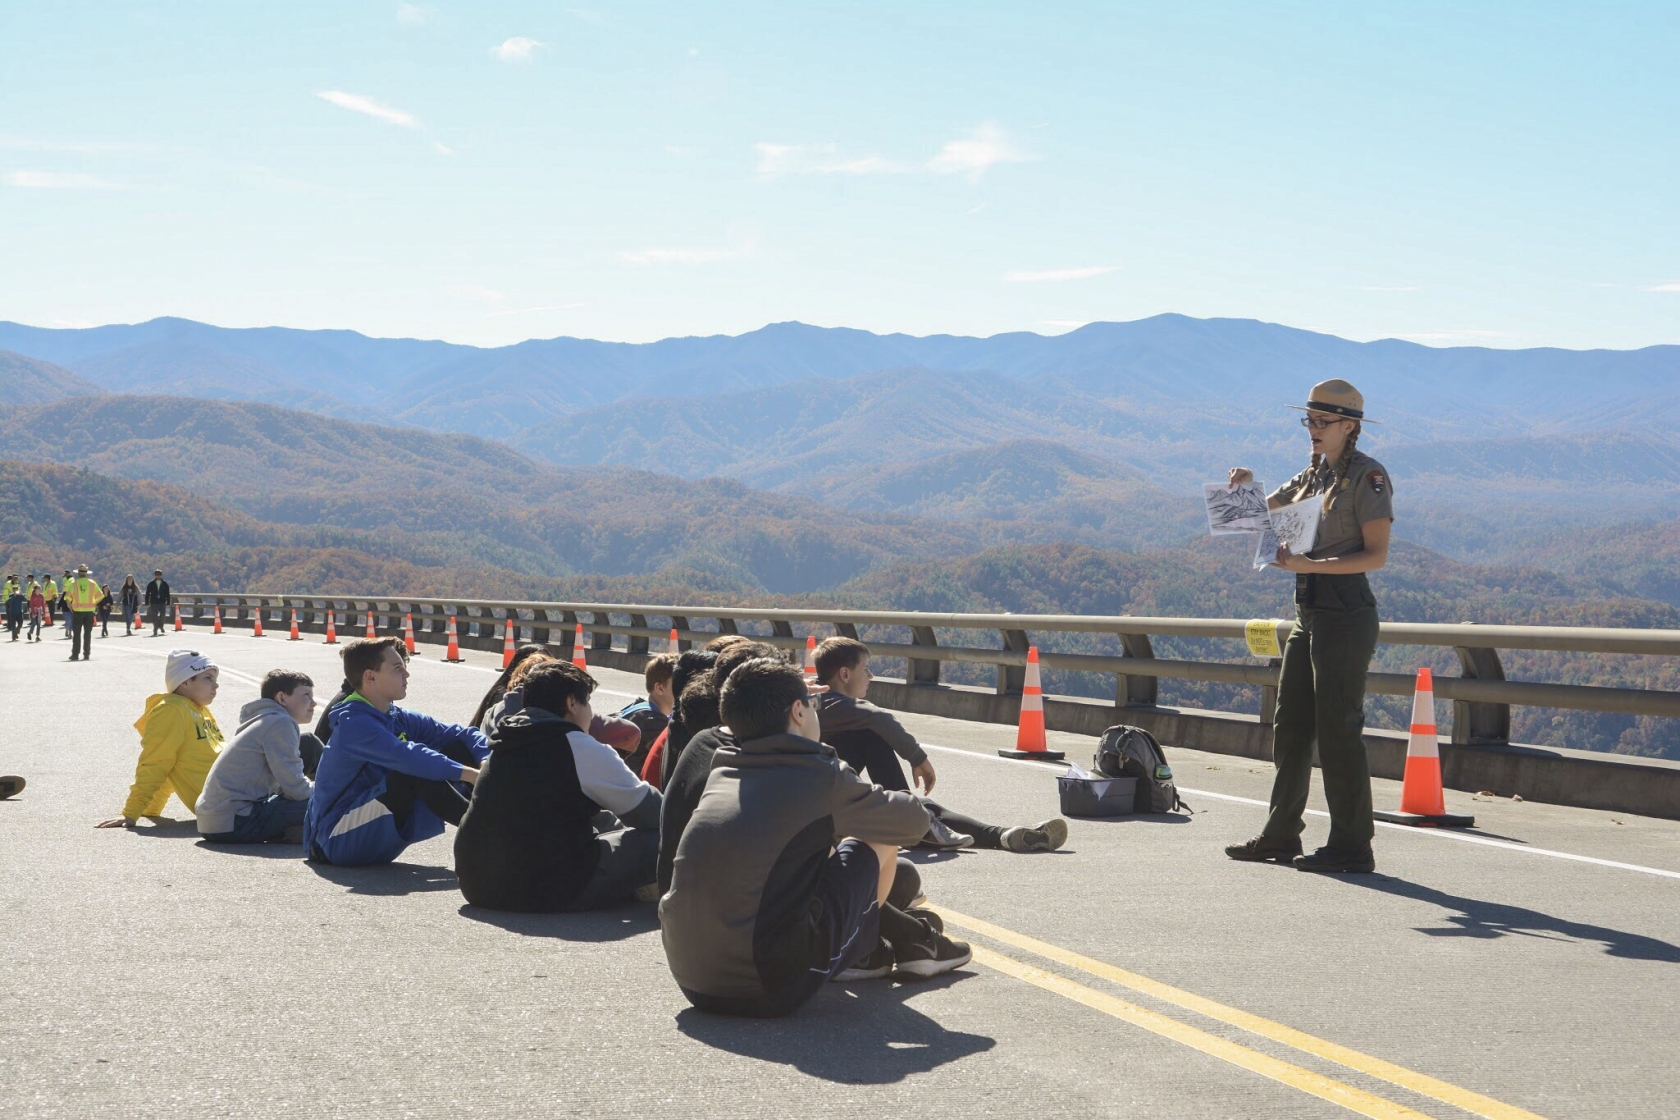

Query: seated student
left=469, top=644, right=552, bottom=733
left=197, top=670, right=320, bottom=844
left=616, top=653, right=676, bottom=775
left=642, top=649, right=717, bottom=790
left=96, top=650, right=225, bottom=829
left=455, top=661, right=662, bottom=912
left=660, top=658, right=971, bottom=1018
left=815, top=637, right=1069, bottom=854
left=303, top=637, right=487, bottom=867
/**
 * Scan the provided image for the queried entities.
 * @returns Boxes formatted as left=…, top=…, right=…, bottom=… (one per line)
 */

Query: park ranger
left=1223, top=379, right=1394, bottom=874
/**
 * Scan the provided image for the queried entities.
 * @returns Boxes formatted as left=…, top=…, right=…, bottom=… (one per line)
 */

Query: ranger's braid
left=1322, top=423, right=1361, bottom=513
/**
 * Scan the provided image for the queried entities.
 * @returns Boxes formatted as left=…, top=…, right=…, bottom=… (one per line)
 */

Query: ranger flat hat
left=1287, top=378, right=1379, bottom=423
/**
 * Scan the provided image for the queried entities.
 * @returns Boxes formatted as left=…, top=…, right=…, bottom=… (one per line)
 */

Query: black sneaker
left=1001, top=818, right=1069, bottom=853
left=1294, top=847, right=1376, bottom=874
left=905, top=907, right=944, bottom=936
left=892, top=931, right=973, bottom=980
left=1224, top=835, right=1303, bottom=863
left=0, top=775, right=24, bottom=799
left=833, top=940, right=895, bottom=982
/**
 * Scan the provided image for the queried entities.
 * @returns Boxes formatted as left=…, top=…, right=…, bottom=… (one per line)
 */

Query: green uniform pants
left=1262, top=575, right=1379, bottom=852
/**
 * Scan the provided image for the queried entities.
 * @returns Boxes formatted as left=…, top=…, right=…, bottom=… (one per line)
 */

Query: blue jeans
left=202, top=795, right=309, bottom=844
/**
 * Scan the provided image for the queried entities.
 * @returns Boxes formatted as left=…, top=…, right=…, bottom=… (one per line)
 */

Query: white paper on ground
left=1203, top=481, right=1271, bottom=535
left=1063, top=761, right=1095, bottom=779
left=1253, top=496, right=1321, bottom=571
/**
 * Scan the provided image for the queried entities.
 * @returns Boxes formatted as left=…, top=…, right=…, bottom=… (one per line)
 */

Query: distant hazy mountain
left=4, top=314, right=1675, bottom=448
left=0, top=350, right=105, bottom=406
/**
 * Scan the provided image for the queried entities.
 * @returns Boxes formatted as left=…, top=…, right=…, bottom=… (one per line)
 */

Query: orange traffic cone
left=803, top=634, right=817, bottom=682
left=668, top=627, right=680, bottom=656
left=212, top=606, right=223, bottom=635
left=1374, top=668, right=1475, bottom=827
left=132, top=610, right=142, bottom=631
left=174, top=604, right=183, bottom=632
left=403, top=613, right=416, bottom=655
left=252, top=610, right=264, bottom=638
left=501, top=618, right=517, bottom=669
left=288, top=609, right=301, bottom=641
left=572, top=622, right=588, bottom=670
left=324, top=611, right=338, bottom=645
left=999, top=646, right=1064, bottom=761
left=364, top=610, right=376, bottom=639
left=443, top=615, right=462, bottom=662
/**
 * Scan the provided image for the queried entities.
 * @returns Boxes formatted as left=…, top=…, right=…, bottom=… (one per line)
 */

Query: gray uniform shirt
left=1270, top=449, right=1394, bottom=560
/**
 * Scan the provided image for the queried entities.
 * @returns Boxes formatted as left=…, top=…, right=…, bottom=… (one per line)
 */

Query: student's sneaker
left=919, top=816, right=974, bottom=850
left=0, top=775, right=24, bottom=799
left=905, top=907, right=944, bottom=935
left=893, top=931, right=973, bottom=980
left=1001, top=818, right=1069, bottom=853
left=833, top=940, right=895, bottom=982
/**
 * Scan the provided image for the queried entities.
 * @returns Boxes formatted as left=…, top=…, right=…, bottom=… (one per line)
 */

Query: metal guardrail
left=169, top=594, right=1680, bottom=747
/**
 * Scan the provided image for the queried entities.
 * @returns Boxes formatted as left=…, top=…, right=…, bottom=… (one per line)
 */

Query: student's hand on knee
left=911, top=760, right=936, bottom=795
left=94, top=816, right=135, bottom=829
left=458, top=766, right=480, bottom=785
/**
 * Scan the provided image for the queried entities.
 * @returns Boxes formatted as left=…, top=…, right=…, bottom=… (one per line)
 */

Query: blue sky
left=2, top=2, right=1676, bottom=348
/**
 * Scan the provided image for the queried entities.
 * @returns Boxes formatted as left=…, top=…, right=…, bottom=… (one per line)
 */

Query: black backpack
left=1094, top=725, right=1189, bottom=814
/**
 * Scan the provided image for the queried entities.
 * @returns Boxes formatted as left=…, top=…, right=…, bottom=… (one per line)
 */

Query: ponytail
left=1321, top=423, right=1361, bottom=513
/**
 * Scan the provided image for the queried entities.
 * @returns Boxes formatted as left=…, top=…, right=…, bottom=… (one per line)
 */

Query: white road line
left=94, top=643, right=265, bottom=686
left=918, top=741, right=1680, bottom=883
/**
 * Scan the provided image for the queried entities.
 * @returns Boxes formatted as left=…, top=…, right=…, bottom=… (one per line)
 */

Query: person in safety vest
left=66, top=564, right=104, bottom=662
left=41, top=575, right=58, bottom=629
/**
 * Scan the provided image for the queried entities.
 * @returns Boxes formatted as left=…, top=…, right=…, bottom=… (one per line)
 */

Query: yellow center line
left=974, top=947, right=1433, bottom=1120
left=936, top=907, right=1546, bottom=1120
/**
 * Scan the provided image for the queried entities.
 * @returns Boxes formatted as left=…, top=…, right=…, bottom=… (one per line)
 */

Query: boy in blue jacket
left=304, top=637, right=487, bottom=866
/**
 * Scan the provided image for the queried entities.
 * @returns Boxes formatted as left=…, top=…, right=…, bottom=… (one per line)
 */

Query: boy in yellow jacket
left=96, top=650, right=224, bottom=829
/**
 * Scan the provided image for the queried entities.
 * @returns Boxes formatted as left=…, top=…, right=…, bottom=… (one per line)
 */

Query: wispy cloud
left=1362, top=285, right=1419, bottom=292
left=484, top=302, right=589, bottom=319
left=927, top=124, right=1029, bottom=180
left=1645, top=282, right=1680, bottom=293
left=491, top=36, right=547, bottom=63
left=1005, top=265, right=1118, bottom=283
left=754, top=142, right=905, bottom=177
left=396, top=4, right=433, bottom=25
left=3, top=170, right=123, bottom=190
left=619, top=246, right=747, bottom=265
left=317, top=90, right=419, bottom=129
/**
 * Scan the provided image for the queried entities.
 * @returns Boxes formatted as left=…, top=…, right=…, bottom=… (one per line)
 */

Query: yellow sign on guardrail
left=1245, top=619, right=1282, bottom=658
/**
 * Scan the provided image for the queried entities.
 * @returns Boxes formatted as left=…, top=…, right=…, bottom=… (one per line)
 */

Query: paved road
left=2, top=629, right=1677, bottom=1118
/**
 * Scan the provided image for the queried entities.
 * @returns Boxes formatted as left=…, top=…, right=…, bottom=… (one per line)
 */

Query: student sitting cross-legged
left=660, top=657, right=971, bottom=1018
left=454, top=661, right=662, bottom=912
left=196, top=670, right=320, bottom=845
left=815, top=637, right=1068, bottom=854
left=303, top=638, right=487, bottom=866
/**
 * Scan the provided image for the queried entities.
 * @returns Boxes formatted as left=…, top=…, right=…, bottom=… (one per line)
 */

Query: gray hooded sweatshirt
left=196, top=698, right=313, bottom=834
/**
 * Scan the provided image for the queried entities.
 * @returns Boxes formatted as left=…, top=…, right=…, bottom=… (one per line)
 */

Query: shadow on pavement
left=1342, top=874, right=1680, bottom=962
left=127, top=817, right=201, bottom=838
left=308, top=860, right=460, bottom=895
left=194, top=840, right=304, bottom=858
left=458, top=904, right=658, bottom=942
left=675, top=974, right=994, bottom=1083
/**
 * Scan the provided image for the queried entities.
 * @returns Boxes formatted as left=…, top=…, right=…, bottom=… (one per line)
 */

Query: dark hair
left=644, top=653, right=676, bottom=691
left=705, top=633, right=751, bottom=653
left=261, top=669, right=314, bottom=701
left=814, top=636, right=869, bottom=684
left=676, top=672, right=721, bottom=733
left=520, top=661, right=596, bottom=721
left=670, top=650, right=717, bottom=707
left=714, top=641, right=780, bottom=685
left=341, top=637, right=406, bottom=692
left=720, top=658, right=811, bottom=742
left=468, top=644, right=550, bottom=728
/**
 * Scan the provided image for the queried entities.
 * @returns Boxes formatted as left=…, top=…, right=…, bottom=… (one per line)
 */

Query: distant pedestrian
left=144, top=569, right=171, bottom=636
left=96, top=583, right=114, bottom=638
left=119, top=575, right=141, bottom=635
left=1224, top=379, right=1393, bottom=875
left=59, top=569, right=74, bottom=637
left=4, top=579, right=24, bottom=642
left=96, top=650, right=225, bottom=829
left=40, top=573, right=57, bottom=631
left=65, top=565, right=104, bottom=662
left=25, top=583, right=46, bottom=641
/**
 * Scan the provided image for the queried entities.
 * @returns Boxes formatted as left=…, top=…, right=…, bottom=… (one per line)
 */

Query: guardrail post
left=1453, top=643, right=1511, bottom=745
left=769, top=619, right=796, bottom=664
left=909, top=625, right=941, bottom=686
left=717, top=618, right=739, bottom=637
left=590, top=611, right=613, bottom=652
left=629, top=613, right=649, bottom=655
left=836, top=622, right=859, bottom=640
left=670, top=616, right=691, bottom=652
left=997, top=629, right=1029, bottom=695
left=1115, top=632, right=1157, bottom=707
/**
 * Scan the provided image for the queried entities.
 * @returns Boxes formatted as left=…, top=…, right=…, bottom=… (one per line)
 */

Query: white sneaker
left=919, top=815, right=974, bottom=850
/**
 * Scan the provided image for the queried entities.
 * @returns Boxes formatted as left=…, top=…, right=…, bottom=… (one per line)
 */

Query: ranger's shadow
left=675, top=974, right=994, bottom=1083
left=1338, top=874, right=1680, bottom=962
